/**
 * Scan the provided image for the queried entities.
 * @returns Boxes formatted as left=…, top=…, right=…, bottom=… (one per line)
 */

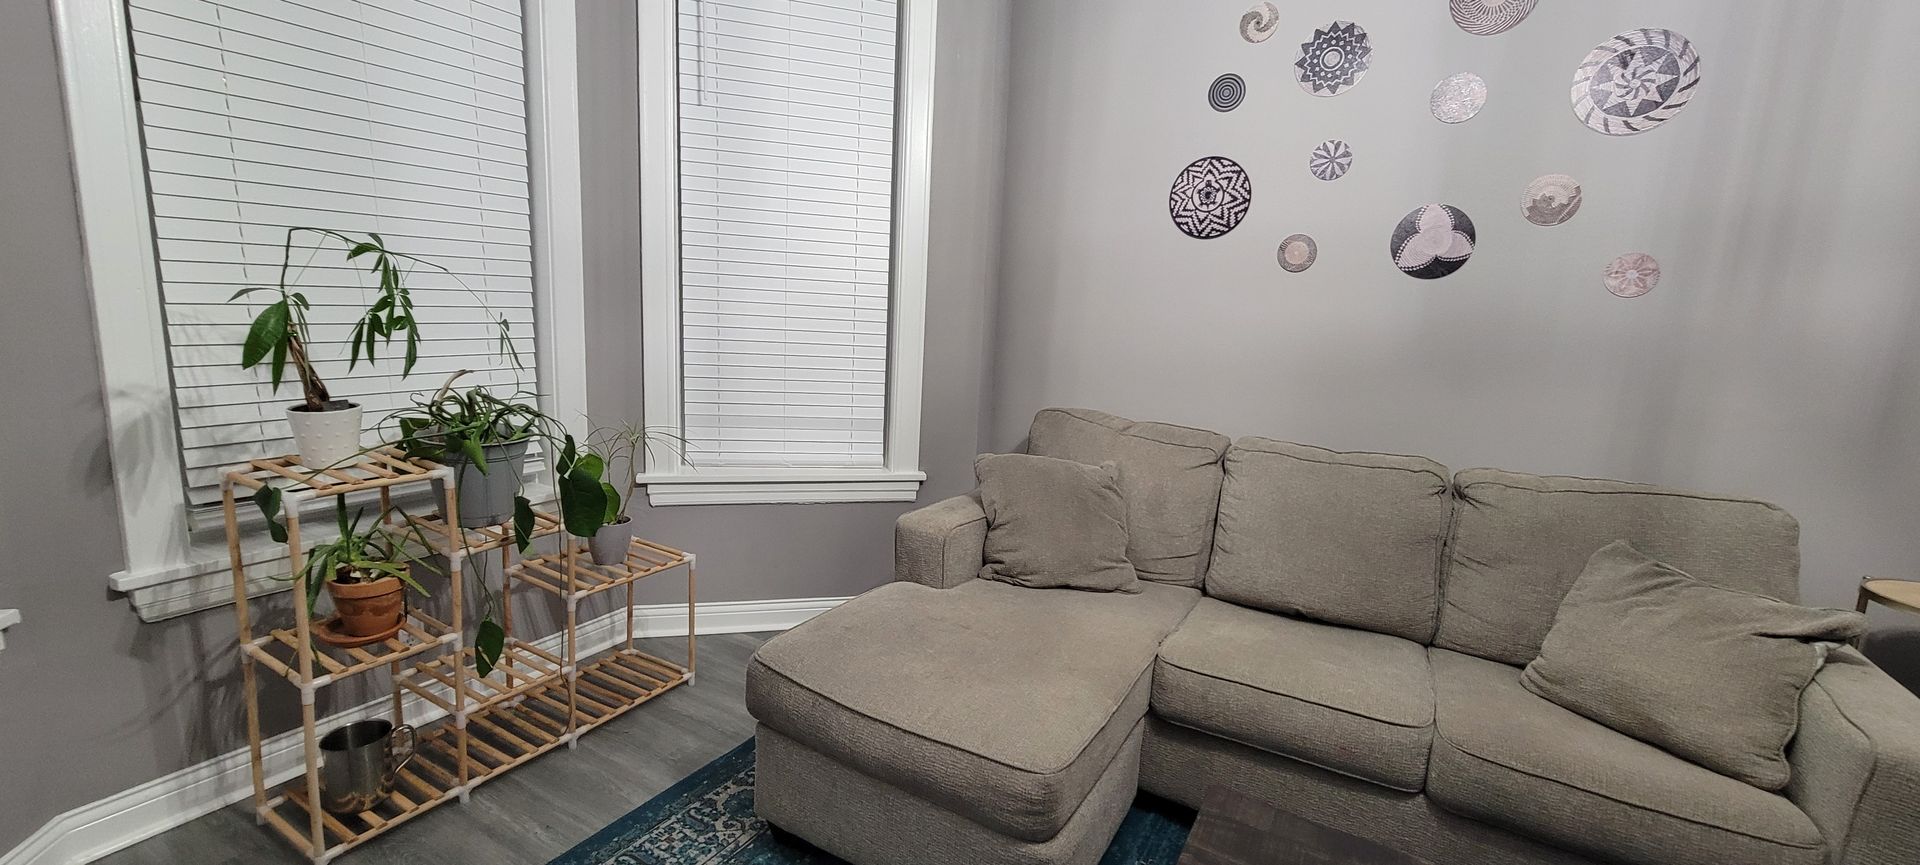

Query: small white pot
left=286, top=402, right=364, bottom=469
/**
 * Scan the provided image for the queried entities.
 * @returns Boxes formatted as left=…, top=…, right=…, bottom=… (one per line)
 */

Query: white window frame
left=52, top=0, right=587, bottom=621
left=634, top=0, right=934, bottom=506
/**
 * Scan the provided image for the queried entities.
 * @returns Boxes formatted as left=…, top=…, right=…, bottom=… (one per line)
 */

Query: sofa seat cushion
left=1152, top=598, right=1435, bottom=792
left=1028, top=407, right=1230, bottom=587
left=746, top=578, right=1200, bottom=842
left=1427, top=648, right=1826, bottom=865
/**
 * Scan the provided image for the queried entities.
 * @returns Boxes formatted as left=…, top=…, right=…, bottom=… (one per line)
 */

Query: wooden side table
left=1855, top=578, right=1920, bottom=646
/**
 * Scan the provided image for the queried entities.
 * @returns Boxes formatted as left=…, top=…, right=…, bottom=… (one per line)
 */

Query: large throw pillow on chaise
left=975, top=452, right=1139, bottom=592
left=1521, top=540, right=1868, bottom=789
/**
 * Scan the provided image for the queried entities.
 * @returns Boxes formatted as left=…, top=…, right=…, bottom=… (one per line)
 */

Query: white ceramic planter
left=589, top=516, right=636, bottom=566
left=286, top=402, right=364, bottom=469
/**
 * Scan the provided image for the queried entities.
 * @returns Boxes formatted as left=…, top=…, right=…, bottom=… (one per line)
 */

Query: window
left=57, top=0, right=584, bottom=620
left=636, top=0, right=934, bottom=505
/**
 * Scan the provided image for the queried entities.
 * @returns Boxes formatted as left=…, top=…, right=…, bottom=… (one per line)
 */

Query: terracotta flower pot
left=326, top=571, right=407, bottom=637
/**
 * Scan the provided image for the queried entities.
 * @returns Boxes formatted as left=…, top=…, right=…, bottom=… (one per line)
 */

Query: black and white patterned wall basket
left=1571, top=29, right=1701, bottom=136
left=1209, top=73, right=1246, bottom=112
left=1240, top=2, right=1279, bottom=44
left=1169, top=156, right=1253, bottom=240
left=1390, top=204, right=1476, bottom=279
left=1309, top=139, right=1353, bottom=181
left=1294, top=21, right=1373, bottom=97
left=1450, top=0, right=1536, bottom=36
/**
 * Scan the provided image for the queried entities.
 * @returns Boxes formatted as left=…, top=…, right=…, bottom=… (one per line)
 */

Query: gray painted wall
left=990, top=0, right=1920, bottom=669
left=0, top=0, right=1009, bottom=851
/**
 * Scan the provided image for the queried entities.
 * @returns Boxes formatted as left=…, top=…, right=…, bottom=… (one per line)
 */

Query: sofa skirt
left=755, top=721, right=1142, bottom=865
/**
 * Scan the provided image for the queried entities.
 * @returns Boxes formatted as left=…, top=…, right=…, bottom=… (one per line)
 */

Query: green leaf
left=601, top=481, right=621, bottom=525
left=347, top=242, right=378, bottom=260
left=240, top=301, right=289, bottom=369
left=229, top=286, right=271, bottom=302
left=458, top=436, right=488, bottom=474
left=559, top=457, right=609, bottom=538
left=513, top=495, right=535, bottom=554
left=253, top=487, right=287, bottom=544
left=474, top=618, right=506, bottom=678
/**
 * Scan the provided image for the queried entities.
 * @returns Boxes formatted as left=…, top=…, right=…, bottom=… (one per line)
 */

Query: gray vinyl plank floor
left=94, top=632, right=774, bottom=865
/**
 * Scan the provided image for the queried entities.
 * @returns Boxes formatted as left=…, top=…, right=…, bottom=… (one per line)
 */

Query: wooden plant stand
left=224, top=449, right=695, bottom=864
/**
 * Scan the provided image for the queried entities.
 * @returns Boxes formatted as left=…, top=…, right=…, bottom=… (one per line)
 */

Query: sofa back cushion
left=1028, top=408, right=1230, bottom=587
left=1437, top=468, right=1802, bottom=666
left=1206, top=437, right=1452, bottom=642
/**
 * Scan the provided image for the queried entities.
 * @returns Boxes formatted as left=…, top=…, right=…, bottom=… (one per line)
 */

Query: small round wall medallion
left=1168, top=156, right=1253, bottom=240
left=1294, top=21, right=1373, bottom=97
left=1450, top=0, right=1537, bottom=36
left=1521, top=174, right=1583, bottom=226
left=1430, top=73, right=1488, bottom=123
left=1309, top=139, right=1353, bottom=181
left=1390, top=204, right=1476, bottom=279
left=1240, top=2, right=1279, bottom=44
left=1277, top=234, right=1318, bottom=272
left=1603, top=253, right=1661, bottom=297
left=1209, top=73, right=1247, bottom=112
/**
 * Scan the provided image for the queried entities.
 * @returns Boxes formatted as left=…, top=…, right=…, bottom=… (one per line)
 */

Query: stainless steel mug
left=319, top=719, right=416, bottom=813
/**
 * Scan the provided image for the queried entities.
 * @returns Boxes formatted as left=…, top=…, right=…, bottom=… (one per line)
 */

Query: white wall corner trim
left=635, top=0, right=938, bottom=507
left=55, top=0, right=590, bottom=618
left=0, top=596, right=846, bottom=865
left=0, top=609, right=20, bottom=651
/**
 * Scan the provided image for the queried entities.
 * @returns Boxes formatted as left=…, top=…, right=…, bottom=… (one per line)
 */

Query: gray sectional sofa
left=745, top=408, right=1920, bottom=865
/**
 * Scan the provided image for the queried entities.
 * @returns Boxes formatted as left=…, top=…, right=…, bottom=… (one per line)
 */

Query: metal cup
left=318, top=719, right=416, bottom=814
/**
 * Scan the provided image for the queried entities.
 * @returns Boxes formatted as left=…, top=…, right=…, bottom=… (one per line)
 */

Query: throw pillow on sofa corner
left=974, top=452, right=1140, bottom=593
left=1520, top=539, right=1867, bottom=790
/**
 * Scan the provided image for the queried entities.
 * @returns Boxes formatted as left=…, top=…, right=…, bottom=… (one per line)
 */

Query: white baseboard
left=0, top=596, right=845, bottom=865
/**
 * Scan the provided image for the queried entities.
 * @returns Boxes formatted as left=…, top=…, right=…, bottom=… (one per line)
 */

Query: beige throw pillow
left=1521, top=540, right=1866, bottom=790
left=975, top=453, right=1139, bottom=593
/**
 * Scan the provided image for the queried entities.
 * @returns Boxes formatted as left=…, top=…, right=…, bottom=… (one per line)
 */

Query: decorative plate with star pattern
left=1390, top=204, right=1476, bottom=279
left=1570, top=29, right=1701, bottom=136
left=1168, top=156, right=1253, bottom=240
left=1294, top=21, right=1373, bottom=97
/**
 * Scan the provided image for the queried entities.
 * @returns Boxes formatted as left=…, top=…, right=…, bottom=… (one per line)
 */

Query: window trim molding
left=54, top=0, right=589, bottom=620
left=0, top=609, right=20, bottom=652
left=635, top=0, right=936, bottom=507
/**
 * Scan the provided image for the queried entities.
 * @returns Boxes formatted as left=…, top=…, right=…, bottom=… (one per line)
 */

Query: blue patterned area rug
left=547, top=738, right=1194, bottom=865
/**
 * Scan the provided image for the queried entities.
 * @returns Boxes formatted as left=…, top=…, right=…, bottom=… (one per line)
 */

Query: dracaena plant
left=380, top=373, right=633, bottom=677
left=230, top=227, right=513, bottom=411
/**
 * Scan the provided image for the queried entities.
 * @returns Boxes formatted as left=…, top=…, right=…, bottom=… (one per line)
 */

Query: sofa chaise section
left=746, top=577, right=1199, bottom=846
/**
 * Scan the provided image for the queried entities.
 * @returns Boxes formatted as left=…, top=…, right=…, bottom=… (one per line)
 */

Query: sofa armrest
left=1787, top=646, right=1920, bottom=865
left=894, top=493, right=987, bottom=589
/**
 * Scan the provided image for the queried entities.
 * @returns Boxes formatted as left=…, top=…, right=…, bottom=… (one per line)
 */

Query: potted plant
left=255, top=491, right=438, bottom=643
left=581, top=420, right=689, bottom=565
left=388, top=373, right=548, bottom=528
left=230, top=228, right=510, bottom=469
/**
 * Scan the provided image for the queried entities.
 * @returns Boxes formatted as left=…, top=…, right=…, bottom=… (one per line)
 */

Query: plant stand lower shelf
left=225, top=451, right=694, bottom=865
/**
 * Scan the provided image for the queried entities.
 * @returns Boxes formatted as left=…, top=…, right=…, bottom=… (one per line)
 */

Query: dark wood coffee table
left=1177, top=786, right=1434, bottom=865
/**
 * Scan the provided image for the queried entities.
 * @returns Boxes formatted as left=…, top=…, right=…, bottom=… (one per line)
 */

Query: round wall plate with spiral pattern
left=1240, top=2, right=1279, bottom=43
left=1209, top=73, right=1246, bottom=112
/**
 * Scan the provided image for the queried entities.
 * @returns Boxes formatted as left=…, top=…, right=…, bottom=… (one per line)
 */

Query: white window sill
left=110, top=484, right=556, bottom=623
left=637, top=470, right=926, bottom=506
left=0, top=609, right=19, bottom=651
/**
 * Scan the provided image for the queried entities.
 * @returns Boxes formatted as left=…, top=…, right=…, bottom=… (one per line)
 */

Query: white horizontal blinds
left=124, top=0, right=539, bottom=505
left=677, top=0, right=897, bottom=468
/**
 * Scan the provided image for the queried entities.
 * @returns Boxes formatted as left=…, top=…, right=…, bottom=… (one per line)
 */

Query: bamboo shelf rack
left=225, top=448, right=695, bottom=864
